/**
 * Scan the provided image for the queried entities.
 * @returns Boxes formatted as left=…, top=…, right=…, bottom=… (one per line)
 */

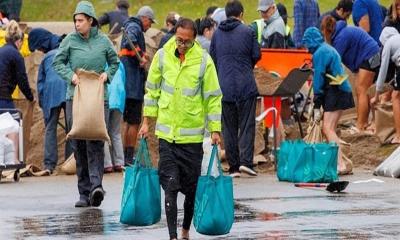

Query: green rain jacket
left=52, top=0, right=119, bottom=100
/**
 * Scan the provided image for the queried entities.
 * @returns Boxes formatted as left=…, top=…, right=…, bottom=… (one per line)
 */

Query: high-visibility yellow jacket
left=143, top=36, right=222, bottom=144
left=0, top=30, right=30, bottom=57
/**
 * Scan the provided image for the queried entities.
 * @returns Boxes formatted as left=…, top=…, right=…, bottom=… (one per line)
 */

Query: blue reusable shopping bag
left=120, top=138, right=161, bottom=226
left=277, top=140, right=338, bottom=183
left=194, top=144, right=234, bottom=236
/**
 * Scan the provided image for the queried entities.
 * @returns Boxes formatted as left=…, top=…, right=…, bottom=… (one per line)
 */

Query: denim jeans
left=43, top=104, right=73, bottom=171
left=104, top=109, right=124, bottom=168
left=222, top=97, right=257, bottom=173
left=66, top=100, right=109, bottom=201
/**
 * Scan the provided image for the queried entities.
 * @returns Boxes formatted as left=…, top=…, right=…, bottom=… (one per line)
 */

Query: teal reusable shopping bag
left=120, top=138, right=161, bottom=226
left=292, top=142, right=338, bottom=183
left=194, top=144, right=234, bottom=236
left=277, top=140, right=307, bottom=181
left=277, top=140, right=338, bottom=183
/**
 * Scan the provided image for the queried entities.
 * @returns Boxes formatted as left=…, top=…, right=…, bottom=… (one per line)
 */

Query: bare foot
left=390, top=136, right=400, bottom=144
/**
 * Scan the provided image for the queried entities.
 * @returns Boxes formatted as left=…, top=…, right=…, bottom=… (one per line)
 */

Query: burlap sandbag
left=303, top=121, right=323, bottom=143
left=375, top=102, right=395, bottom=144
left=67, top=69, right=110, bottom=142
left=60, top=154, right=76, bottom=175
left=338, top=142, right=353, bottom=175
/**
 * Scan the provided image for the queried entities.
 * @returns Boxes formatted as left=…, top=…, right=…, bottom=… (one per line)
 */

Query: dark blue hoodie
left=331, top=21, right=379, bottom=73
left=210, top=17, right=261, bottom=102
left=28, top=28, right=66, bottom=123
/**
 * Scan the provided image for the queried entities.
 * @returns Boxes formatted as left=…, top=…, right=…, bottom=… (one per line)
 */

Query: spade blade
left=326, top=181, right=349, bottom=192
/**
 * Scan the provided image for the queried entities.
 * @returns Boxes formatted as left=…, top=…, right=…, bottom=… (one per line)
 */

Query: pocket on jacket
left=158, top=97, right=170, bottom=109
left=184, top=98, right=203, bottom=116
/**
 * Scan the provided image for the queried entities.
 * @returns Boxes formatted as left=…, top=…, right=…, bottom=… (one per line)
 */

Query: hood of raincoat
left=73, top=1, right=97, bottom=21
left=379, top=27, right=399, bottom=46
left=28, top=28, right=61, bottom=53
left=302, top=27, right=324, bottom=53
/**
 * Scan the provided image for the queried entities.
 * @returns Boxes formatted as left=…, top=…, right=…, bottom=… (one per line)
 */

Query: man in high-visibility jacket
left=139, top=18, right=222, bottom=240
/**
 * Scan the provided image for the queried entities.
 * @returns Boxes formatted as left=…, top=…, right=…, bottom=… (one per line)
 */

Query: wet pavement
left=1, top=170, right=399, bottom=239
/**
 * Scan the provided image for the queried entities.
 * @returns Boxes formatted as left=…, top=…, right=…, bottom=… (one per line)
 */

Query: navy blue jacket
left=0, top=43, right=33, bottom=101
left=210, top=18, right=261, bottom=102
left=37, top=50, right=67, bottom=123
left=120, top=17, right=146, bottom=100
left=331, top=21, right=380, bottom=73
left=98, top=8, right=129, bottom=34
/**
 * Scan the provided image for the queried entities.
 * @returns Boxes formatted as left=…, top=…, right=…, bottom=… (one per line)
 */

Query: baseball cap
left=137, top=6, right=157, bottom=24
left=257, top=0, right=275, bottom=12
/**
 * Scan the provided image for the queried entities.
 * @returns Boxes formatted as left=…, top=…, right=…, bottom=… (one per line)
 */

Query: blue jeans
left=104, top=109, right=124, bottom=168
left=66, top=100, right=109, bottom=201
left=44, top=104, right=73, bottom=171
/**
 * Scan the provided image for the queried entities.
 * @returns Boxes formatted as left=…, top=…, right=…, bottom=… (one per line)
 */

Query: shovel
left=294, top=181, right=349, bottom=193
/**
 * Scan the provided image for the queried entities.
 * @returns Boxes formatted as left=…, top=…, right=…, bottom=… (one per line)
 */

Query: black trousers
left=222, top=97, right=257, bottom=173
left=66, top=101, right=108, bottom=201
left=158, top=139, right=203, bottom=240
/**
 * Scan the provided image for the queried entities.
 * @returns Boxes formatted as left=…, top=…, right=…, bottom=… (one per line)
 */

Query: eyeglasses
left=176, top=38, right=194, bottom=48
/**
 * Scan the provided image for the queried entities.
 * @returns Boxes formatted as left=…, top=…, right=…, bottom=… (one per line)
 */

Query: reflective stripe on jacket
left=143, top=36, right=222, bottom=144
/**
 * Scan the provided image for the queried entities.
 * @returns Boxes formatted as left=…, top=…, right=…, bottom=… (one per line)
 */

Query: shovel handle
left=295, top=183, right=328, bottom=188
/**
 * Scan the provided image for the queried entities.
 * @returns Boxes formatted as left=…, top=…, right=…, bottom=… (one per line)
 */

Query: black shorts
left=123, top=98, right=143, bottom=125
left=392, top=67, right=400, bottom=91
left=359, top=53, right=380, bottom=74
left=158, top=139, right=203, bottom=194
left=323, top=86, right=355, bottom=112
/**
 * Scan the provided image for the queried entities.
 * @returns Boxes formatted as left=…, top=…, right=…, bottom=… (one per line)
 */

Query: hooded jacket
left=210, top=17, right=261, bottom=102
left=143, top=37, right=222, bottom=143
left=376, top=27, right=400, bottom=92
left=120, top=16, right=147, bottom=100
left=53, top=1, right=119, bottom=100
left=261, top=10, right=286, bottom=48
left=29, top=28, right=67, bottom=123
left=331, top=21, right=380, bottom=73
left=302, top=27, right=352, bottom=108
left=28, top=28, right=62, bottom=54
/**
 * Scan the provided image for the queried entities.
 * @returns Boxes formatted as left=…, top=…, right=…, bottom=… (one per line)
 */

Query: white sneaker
left=239, top=165, right=258, bottom=176
left=229, top=172, right=241, bottom=178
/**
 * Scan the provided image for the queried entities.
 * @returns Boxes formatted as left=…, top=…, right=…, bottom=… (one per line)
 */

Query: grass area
left=21, top=0, right=393, bottom=28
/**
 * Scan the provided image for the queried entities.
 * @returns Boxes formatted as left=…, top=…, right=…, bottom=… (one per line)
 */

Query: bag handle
left=207, top=144, right=223, bottom=176
left=134, top=138, right=153, bottom=168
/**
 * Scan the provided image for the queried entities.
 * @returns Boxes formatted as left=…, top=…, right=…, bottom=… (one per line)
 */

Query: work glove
left=314, top=109, right=322, bottom=123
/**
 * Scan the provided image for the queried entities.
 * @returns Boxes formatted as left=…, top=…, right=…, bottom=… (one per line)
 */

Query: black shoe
left=75, top=199, right=90, bottom=208
left=90, top=187, right=105, bottom=207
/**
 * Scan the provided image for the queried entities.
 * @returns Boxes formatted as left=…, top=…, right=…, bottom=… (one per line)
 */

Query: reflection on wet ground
left=10, top=193, right=400, bottom=240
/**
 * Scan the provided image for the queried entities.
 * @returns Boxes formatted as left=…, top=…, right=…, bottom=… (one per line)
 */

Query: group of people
left=1, top=0, right=400, bottom=239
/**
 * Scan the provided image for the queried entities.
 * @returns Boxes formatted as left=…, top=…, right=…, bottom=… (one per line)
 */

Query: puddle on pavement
left=235, top=202, right=281, bottom=222
left=11, top=197, right=400, bottom=239
left=14, top=209, right=166, bottom=239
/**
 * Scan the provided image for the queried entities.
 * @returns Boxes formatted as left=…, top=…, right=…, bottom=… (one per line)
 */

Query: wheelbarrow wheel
left=13, top=170, right=20, bottom=182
